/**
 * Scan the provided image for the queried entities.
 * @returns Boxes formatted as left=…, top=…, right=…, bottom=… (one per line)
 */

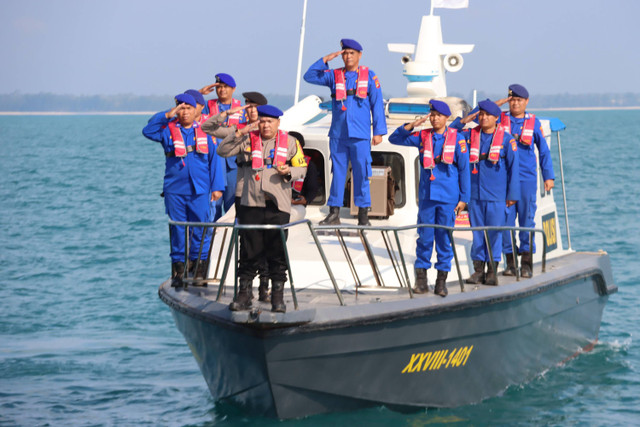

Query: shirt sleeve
left=456, top=133, right=470, bottom=204
left=369, top=70, right=387, bottom=136
left=534, top=118, right=555, bottom=181
left=388, top=125, right=421, bottom=148
left=303, top=58, right=333, bottom=88
left=142, top=111, right=170, bottom=143
left=504, top=133, right=521, bottom=201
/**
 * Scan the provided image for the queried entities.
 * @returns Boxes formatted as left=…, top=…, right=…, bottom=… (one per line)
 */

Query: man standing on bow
left=304, top=38, right=387, bottom=226
left=389, top=100, right=469, bottom=297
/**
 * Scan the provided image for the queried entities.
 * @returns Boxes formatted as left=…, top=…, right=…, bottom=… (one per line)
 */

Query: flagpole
left=294, top=0, right=309, bottom=105
left=430, top=1, right=434, bottom=15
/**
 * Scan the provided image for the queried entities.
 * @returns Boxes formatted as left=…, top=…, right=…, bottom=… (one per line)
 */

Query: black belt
left=330, top=89, right=370, bottom=98
left=237, top=159, right=292, bottom=167
left=477, top=153, right=505, bottom=161
left=165, top=145, right=195, bottom=157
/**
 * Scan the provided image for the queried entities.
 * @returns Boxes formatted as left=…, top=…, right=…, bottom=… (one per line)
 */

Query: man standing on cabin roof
left=199, top=73, right=247, bottom=221
left=142, top=93, right=225, bottom=286
left=461, top=99, right=520, bottom=287
left=217, top=105, right=307, bottom=313
left=389, top=100, right=469, bottom=297
left=303, top=38, right=387, bottom=226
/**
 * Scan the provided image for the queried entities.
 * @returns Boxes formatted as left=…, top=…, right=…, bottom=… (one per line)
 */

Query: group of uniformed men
left=142, top=37, right=554, bottom=312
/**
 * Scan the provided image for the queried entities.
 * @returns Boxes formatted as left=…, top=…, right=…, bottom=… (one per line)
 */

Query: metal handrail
left=168, top=219, right=548, bottom=309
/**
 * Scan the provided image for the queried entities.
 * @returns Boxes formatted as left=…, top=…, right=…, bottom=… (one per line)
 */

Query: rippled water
left=0, top=111, right=638, bottom=426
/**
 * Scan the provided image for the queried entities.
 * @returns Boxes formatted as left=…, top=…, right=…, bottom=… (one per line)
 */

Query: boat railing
left=167, top=219, right=548, bottom=310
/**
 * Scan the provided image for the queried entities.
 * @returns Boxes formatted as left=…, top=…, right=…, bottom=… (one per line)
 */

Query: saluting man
left=199, top=73, right=247, bottom=220
left=462, top=100, right=520, bottom=286
left=498, top=84, right=555, bottom=278
left=389, top=100, right=469, bottom=297
left=142, top=93, right=226, bottom=286
left=217, top=105, right=307, bottom=313
left=303, top=38, right=387, bottom=226
left=184, top=89, right=208, bottom=125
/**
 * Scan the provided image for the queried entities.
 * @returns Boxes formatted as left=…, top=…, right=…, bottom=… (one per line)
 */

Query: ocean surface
left=0, top=110, right=638, bottom=426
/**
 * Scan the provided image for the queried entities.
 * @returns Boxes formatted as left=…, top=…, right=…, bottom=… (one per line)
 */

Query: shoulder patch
left=373, top=75, right=381, bottom=89
left=291, top=140, right=308, bottom=167
left=510, top=139, right=517, bottom=151
left=459, top=139, right=467, bottom=153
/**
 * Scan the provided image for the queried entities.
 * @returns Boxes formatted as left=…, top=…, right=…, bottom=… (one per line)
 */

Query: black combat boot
left=258, top=276, right=270, bottom=302
left=465, top=260, right=485, bottom=284
left=271, top=281, right=286, bottom=313
left=357, top=207, right=371, bottom=226
left=413, top=268, right=429, bottom=294
left=485, top=261, right=499, bottom=286
left=171, top=262, right=185, bottom=287
left=434, top=270, right=448, bottom=297
left=229, top=280, right=253, bottom=311
left=319, top=206, right=341, bottom=225
left=520, top=251, right=533, bottom=278
left=193, top=259, right=209, bottom=286
left=503, top=253, right=516, bottom=276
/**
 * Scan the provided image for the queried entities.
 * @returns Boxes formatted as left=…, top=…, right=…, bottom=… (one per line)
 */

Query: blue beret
left=257, top=105, right=283, bottom=118
left=174, top=93, right=196, bottom=108
left=340, top=38, right=363, bottom=52
left=429, top=99, right=451, bottom=116
left=478, top=99, right=501, bottom=117
left=508, top=84, right=529, bottom=99
left=184, top=89, right=205, bottom=106
left=215, top=73, right=236, bottom=88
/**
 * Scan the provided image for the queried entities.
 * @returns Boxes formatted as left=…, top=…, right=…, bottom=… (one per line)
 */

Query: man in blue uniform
left=389, top=100, right=469, bottom=296
left=499, top=84, right=555, bottom=277
left=303, top=38, right=387, bottom=226
left=199, top=73, right=247, bottom=220
left=462, top=100, right=520, bottom=286
left=142, top=93, right=226, bottom=286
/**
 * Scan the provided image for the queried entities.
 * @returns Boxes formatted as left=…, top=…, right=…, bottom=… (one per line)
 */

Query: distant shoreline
left=0, top=106, right=639, bottom=116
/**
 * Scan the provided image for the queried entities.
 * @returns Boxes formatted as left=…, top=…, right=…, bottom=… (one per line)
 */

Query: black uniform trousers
left=236, top=200, right=290, bottom=282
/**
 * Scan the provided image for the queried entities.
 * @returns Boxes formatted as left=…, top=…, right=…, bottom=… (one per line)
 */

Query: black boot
left=193, top=259, right=209, bottom=286
left=413, top=268, right=429, bottom=294
left=434, top=270, right=448, bottom=297
left=503, top=253, right=516, bottom=276
left=465, top=260, right=485, bottom=284
left=521, top=251, right=533, bottom=278
left=485, top=261, right=499, bottom=286
left=258, top=276, right=270, bottom=302
left=271, top=281, right=286, bottom=313
left=171, top=262, right=185, bottom=287
left=320, top=206, right=341, bottom=225
left=229, top=280, right=253, bottom=311
left=357, top=207, right=371, bottom=226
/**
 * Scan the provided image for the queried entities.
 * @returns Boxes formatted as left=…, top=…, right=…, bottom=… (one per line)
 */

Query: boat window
left=305, top=148, right=326, bottom=206
left=371, top=152, right=406, bottom=208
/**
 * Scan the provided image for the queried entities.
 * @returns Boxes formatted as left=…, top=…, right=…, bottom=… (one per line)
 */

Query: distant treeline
left=0, top=92, right=639, bottom=112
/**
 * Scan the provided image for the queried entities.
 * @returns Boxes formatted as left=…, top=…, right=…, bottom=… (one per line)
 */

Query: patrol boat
left=157, top=6, right=617, bottom=420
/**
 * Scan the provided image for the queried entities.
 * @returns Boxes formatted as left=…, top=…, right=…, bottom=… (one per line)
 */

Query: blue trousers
left=502, top=180, right=537, bottom=254
left=165, top=192, right=211, bottom=263
left=328, top=137, right=372, bottom=208
left=469, top=199, right=504, bottom=263
left=213, top=165, right=237, bottom=221
left=415, top=199, right=456, bottom=271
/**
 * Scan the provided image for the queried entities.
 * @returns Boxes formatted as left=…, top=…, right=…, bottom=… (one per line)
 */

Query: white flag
left=432, top=0, right=469, bottom=9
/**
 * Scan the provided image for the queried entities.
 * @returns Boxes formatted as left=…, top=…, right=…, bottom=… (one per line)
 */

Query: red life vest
left=500, top=112, right=536, bottom=146
left=168, top=121, right=208, bottom=157
left=249, top=130, right=289, bottom=170
left=419, top=127, right=458, bottom=169
left=207, top=99, right=243, bottom=126
left=333, top=66, right=369, bottom=101
left=469, top=126, right=505, bottom=164
left=292, top=155, right=311, bottom=192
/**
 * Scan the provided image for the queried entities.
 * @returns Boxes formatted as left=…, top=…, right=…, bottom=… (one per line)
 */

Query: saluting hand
left=495, top=97, right=510, bottom=107
left=405, top=115, right=430, bottom=131
left=165, top=103, right=186, bottom=119
left=461, top=110, right=479, bottom=125
left=199, top=83, right=218, bottom=95
left=236, top=121, right=258, bottom=137
left=224, top=104, right=249, bottom=117
left=323, top=50, right=344, bottom=64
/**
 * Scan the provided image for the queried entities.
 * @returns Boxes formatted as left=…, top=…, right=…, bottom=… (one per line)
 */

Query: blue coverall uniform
left=459, top=128, right=520, bottom=263
left=142, top=112, right=226, bottom=263
left=303, top=58, right=387, bottom=207
left=501, top=114, right=554, bottom=254
left=203, top=99, right=247, bottom=220
left=389, top=126, right=470, bottom=271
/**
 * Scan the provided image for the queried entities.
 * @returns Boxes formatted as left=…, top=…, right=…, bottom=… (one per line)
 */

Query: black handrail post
left=337, top=229, right=362, bottom=288
left=541, top=230, right=547, bottom=273
left=484, top=229, right=497, bottom=284
left=393, top=229, right=413, bottom=298
left=184, top=225, right=190, bottom=288
left=449, top=229, right=465, bottom=292
left=306, top=222, right=345, bottom=306
left=280, top=227, right=299, bottom=310
left=216, top=227, right=237, bottom=302
left=213, top=228, right=228, bottom=280
left=511, top=229, right=520, bottom=281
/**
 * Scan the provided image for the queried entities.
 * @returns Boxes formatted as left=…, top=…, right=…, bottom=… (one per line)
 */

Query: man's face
left=508, top=96, right=529, bottom=117
left=258, top=117, right=279, bottom=140
left=195, top=103, right=204, bottom=117
left=429, top=111, right=448, bottom=131
left=341, top=49, right=362, bottom=70
left=478, top=110, right=498, bottom=131
left=244, top=103, right=259, bottom=122
left=177, top=103, right=196, bottom=126
left=216, top=83, right=235, bottom=103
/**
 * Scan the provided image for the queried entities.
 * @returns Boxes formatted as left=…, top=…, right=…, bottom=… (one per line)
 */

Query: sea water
left=0, top=111, right=638, bottom=426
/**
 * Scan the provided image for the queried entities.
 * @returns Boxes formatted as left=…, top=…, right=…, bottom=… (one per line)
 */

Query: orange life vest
left=292, top=155, right=311, bottom=192
left=249, top=130, right=289, bottom=170
left=419, top=127, right=458, bottom=169
left=168, top=121, right=208, bottom=157
left=500, top=112, right=535, bottom=146
left=207, top=99, right=243, bottom=126
left=333, top=66, right=369, bottom=101
left=469, top=126, right=505, bottom=164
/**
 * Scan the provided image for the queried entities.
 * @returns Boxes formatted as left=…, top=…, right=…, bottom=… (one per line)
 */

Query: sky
left=1, top=0, right=639, bottom=101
